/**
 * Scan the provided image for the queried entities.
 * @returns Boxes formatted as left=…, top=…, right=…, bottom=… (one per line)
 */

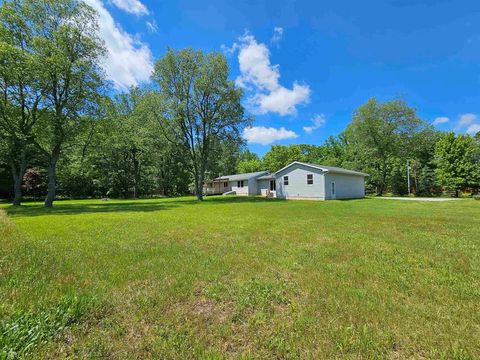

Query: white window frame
left=307, top=174, right=313, bottom=185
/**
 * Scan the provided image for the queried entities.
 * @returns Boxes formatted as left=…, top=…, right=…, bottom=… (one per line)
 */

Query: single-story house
left=203, top=171, right=269, bottom=196
left=204, top=161, right=368, bottom=200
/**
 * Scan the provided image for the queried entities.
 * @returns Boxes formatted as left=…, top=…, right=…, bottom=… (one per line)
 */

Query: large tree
left=346, top=98, right=426, bottom=195
left=27, top=0, right=106, bottom=207
left=435, top=132, right=479, bottom=197
left=152, top=48, right=248, bottom=200
left=0, top=0, right=42, bottom=205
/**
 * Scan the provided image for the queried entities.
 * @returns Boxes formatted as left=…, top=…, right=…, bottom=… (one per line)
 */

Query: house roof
left=275, top=161, right=369, bottom=177
left=215, top=171, right=269, bottom=181
left=257, top=173, right=275, bottom=180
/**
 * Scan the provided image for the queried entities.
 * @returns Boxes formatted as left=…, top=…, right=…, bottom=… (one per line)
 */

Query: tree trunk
left=44, top=154, right=59, bottom=208
left=195, top=172, right=204, bottom=201
left=132, top=150, right=139, bottom=199
left=12, top=172, right=23, bottom=206
left=10, top=150, right=27, bottom=206
left=378, top=161, right=388, bottom=196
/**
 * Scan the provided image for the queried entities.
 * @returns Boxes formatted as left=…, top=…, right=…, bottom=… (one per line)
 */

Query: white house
left=203, top=171, right=268, bottom=196
left=204, top=161, right=368, bottom=200
left=274, top=162, right=368, bottom=200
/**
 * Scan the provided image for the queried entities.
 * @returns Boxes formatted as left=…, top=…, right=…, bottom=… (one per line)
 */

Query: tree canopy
left=151, top=48, right=249, bottom=200
left=0, top=1, right=479, bottom=203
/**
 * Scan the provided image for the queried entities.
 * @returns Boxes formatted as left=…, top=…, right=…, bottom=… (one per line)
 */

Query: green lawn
left=1, top=197, right=479, bottom=359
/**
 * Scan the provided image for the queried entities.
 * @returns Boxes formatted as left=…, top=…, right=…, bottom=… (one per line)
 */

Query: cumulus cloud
left=432, top=116, right=449, bottom=126
left=84, top=0, right=154, bottom=90
left=303, top=114, right=326, bottom=133
left=467, top=123, right=480, bottom=135
left=110, top=0, right=149, bottom=15
left=243, top=126, right=298, bottom=145
left=146, top=20, right=158, bottom=33
left=271, top=26, right=283, bottom=45
left=458, top=113, right=477, bottom=126
left=228, top=32, right=310, bottom=116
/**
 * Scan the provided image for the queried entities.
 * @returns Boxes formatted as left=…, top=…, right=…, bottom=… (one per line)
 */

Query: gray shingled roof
left=304, top=163, right=368, bottom=176
left=215, top=171, right=269, bottom=181
left=257, top=173, right=275, bottom=180
left=276, top=161, right=368, bottom=177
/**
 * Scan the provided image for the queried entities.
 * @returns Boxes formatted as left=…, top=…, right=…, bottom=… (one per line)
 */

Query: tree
left=0, top=0, right=42, bottom=205
left=435, top=133, right=479, bottom=197
left=207, top=137, right=244, bottom=178
left=26, top=0, right=106, bottom=207
left=152, top=48, right=248, bottom=200
left=262, top=144, right=327, bottom=173
left=236, top=149, right=263, bottom=173
left=346, top=98, right=426, bottom=195
left=108, top=87, right=155, bottom=198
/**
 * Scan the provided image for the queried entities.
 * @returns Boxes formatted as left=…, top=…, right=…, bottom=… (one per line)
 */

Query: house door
left=331, top=181, right=336, bottom=199
left=270, top=180, right=276, bottom=191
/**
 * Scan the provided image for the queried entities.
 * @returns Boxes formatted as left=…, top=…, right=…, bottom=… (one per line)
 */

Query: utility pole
left=407, top=160, right=411, bottom=195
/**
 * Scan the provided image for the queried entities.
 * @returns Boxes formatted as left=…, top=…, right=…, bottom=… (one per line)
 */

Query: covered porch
left=257, top=174, right=277, bottom=197
left=203, top=178, right=231, bottom=195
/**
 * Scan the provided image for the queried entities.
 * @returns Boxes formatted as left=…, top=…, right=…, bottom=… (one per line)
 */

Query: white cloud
left=231, top=32, right=310, bottom=116
left=458, top=113, right=477, bottom=126
left=432, top=116, right=449, bottom=126
left=84, top=0, right=154, bottom=90
left=110, top=0, right=149, bottom=15
left=243, top=126, right=298, bottom=145
left=271, top=26, right=284, bottom=45
left=303, top=114, right=326, bottom=134
left=146, top=20, right=158, bottom=33
left=467, top=123, right=480, bottom=135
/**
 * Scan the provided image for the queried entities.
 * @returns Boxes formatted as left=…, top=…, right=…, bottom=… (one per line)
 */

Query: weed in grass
left=0, top=295, right=98, bottom=358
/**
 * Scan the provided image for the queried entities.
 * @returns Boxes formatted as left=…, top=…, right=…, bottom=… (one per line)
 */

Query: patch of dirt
left=174, top=296, right=236, bottom=326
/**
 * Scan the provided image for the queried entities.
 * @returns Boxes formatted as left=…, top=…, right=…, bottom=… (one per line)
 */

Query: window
left=237, top=180, right=244, bottom=188
left=283, top=176, right=289, bottom=185
left=224, top=182, right=228, bottom=187
left=307, top=174, right=313, bottom=185
left=331, top=182, right=335, bottom=195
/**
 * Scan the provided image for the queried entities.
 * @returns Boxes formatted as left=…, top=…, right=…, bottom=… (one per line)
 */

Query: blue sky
left=85, top=0, right=480, bottom=155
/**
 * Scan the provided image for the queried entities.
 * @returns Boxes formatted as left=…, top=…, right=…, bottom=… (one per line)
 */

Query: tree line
left=238, top=99, right=480, bottom=197
left=1, top=0, right=479, bottom=207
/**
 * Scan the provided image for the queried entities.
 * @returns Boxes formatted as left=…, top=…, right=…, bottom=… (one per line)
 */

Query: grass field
left=1, top=196, right=479, bottom=359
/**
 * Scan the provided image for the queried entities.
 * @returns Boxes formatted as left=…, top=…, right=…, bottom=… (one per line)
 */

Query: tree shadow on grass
left=2, top=195, right=287, bottom=217
left=202, top=195, right=287, bottom=204
left=3, top=201, right=184, bottom=217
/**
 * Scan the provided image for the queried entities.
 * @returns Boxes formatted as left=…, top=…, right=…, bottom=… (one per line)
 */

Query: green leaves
left=152, top=48, right=248, bottom=199
left=347, top=98, right=431, bottom=195
left=435, top=132, right=480, bottom=194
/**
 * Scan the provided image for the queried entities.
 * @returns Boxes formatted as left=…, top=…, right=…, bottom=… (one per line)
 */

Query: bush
left=474, top=195, right=480, bottom=200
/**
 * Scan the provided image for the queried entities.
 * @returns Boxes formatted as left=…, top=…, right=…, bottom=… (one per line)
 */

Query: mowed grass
left=1, top=196, right=479, bottom=359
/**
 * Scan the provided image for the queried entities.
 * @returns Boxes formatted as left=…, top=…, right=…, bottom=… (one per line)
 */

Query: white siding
left=275, top=163, right=326, bottom=200
left=230, top=180, right=248, bottom=195
left=248, top=177, right=260, bottom=195
left=257, top=179, right=270, bottom=195
left=324, top=173, right=365, bottom=199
